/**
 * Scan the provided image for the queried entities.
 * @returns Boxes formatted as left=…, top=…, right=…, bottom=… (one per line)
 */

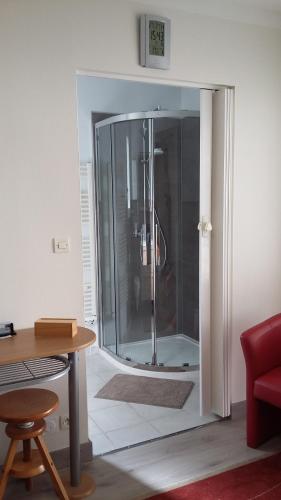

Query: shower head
left=154, top=147, right=165, bottom=156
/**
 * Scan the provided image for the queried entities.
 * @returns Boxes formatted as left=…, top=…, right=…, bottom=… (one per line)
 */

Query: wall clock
left=140, top=15, right=171, bottom=70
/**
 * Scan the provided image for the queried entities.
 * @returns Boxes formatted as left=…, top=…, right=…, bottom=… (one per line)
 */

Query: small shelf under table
left=0, top=356, right=70, bottom=391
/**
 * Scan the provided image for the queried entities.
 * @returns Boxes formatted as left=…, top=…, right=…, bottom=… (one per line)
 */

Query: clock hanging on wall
left=140, top=15, right=171, bottom=70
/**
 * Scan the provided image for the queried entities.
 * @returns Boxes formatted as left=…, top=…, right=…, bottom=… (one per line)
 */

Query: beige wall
left=1, top=0, right=281, bottom=458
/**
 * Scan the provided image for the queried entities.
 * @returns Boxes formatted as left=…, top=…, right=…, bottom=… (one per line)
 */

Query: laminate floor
left=4, top=405, right=281, bottom=500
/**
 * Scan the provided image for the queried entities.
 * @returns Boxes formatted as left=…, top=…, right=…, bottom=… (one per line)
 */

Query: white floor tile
left=98, top=368, right=122, bottom=383
left=150, top=412, right=218, bottom=436
left=91, top=404, right=143, bottom=432
left=129, top=402, right=181, bottom=421
left=88, top=416, right=103, bottom=437
left=87, top=374, right=105, bottom=396
left=88, top=394, right=123, bottom=412
left=106, top=422, right=161, bottom=449
left=86, top=355, right=112, bottom=375
left=92, top=433, right=114, bottom=455
left=181, top=386, right=199, bottom=412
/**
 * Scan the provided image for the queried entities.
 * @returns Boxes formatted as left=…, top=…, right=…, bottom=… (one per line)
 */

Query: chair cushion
left=254, top=367, right=281, bottom=408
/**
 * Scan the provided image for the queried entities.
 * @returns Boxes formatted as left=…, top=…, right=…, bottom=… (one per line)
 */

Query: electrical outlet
left=60, top=415, right=70, bottom=430
left=45, top=417, right=58, bottom=433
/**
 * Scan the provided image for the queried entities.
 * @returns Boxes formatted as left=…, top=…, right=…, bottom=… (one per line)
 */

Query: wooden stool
left=0, top=388, right=69, bottom=500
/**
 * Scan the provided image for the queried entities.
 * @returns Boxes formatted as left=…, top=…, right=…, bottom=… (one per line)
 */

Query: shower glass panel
left=154, top=117, right=200, bottom=366
left=95, top=111, right=200, bottom=368
left=112, top=119, right=154, bottom=360
left=95, top=124, right=116, bottom=354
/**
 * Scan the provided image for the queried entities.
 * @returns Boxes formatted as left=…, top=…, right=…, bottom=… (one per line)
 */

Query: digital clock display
left=149, top=21, right=165, bottom=57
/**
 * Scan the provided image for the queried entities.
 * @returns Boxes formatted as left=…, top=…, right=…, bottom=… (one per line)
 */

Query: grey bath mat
left=95, top=374, right=194, bottom=409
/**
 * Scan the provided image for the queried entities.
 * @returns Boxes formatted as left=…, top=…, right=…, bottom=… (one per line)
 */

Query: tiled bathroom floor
left=86, top=349, right=218, bottom=455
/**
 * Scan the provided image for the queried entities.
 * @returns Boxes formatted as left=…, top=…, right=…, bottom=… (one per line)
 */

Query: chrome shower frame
left=95, top=110, right=195, bottom=129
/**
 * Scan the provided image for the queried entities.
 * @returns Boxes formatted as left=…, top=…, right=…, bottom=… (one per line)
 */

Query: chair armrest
left=241, top=313, right=281, bottom=382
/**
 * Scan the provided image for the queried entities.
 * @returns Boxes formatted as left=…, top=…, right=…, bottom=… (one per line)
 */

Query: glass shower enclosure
left=94, top=110, right=200, bottom=368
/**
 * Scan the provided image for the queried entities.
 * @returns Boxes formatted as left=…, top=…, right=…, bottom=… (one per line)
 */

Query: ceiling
left=128, top=0, right=281, bottom=28
left=236, top=0, right=281, bottom=11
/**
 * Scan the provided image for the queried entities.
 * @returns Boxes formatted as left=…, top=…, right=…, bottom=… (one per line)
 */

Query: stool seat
left=0, top=388, right=68, bottom=499
left=0, top=388, right=58, bottom=423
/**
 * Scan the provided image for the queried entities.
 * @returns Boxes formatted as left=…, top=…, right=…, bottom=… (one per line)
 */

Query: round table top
left=0, top=326, right=96, bottom=366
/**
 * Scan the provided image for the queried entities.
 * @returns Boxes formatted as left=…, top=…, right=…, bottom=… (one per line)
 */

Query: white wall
left=180, top=87, right=201, bottom=111
left=77, top=76, right=199, bottom=163
left=1, top=0, right=281, bottom=459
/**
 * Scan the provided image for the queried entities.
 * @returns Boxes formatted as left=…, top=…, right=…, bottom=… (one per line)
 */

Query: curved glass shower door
left=154, top=116, right=200, bottom=367
left=112, top=118, right=156, bottom=361
left=95, top=111, right=200, bottom=367
left=96, top=117, right=155, bottom=362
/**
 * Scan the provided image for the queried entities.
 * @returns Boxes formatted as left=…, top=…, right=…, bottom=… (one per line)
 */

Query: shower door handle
left=155, top=223, right=161, bottom=267
left=141, top=224, right=149, bottom=266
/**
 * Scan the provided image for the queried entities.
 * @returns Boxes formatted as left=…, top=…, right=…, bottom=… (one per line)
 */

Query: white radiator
left=80, top=163, right=97, bottom=321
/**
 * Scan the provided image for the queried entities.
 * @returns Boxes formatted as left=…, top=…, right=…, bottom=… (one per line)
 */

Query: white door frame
left=80, top=70, right=234, bottom=416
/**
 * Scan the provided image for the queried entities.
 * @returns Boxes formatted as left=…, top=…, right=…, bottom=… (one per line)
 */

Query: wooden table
left=0, top=326, right=96, bottom=499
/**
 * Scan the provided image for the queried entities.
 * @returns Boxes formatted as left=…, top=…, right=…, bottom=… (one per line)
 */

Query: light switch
left=53, top=238, right=70, bottom=253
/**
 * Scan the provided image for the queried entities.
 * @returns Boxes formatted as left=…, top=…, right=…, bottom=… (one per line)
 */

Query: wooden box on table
left=34, top=318, right=77, bottom=338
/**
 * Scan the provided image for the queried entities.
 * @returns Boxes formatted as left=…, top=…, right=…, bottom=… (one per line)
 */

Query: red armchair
left=241, top=313, right=281, bottom=448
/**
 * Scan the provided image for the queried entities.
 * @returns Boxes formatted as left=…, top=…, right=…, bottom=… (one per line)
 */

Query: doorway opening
left=76, top=74, right=233, bottom=455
